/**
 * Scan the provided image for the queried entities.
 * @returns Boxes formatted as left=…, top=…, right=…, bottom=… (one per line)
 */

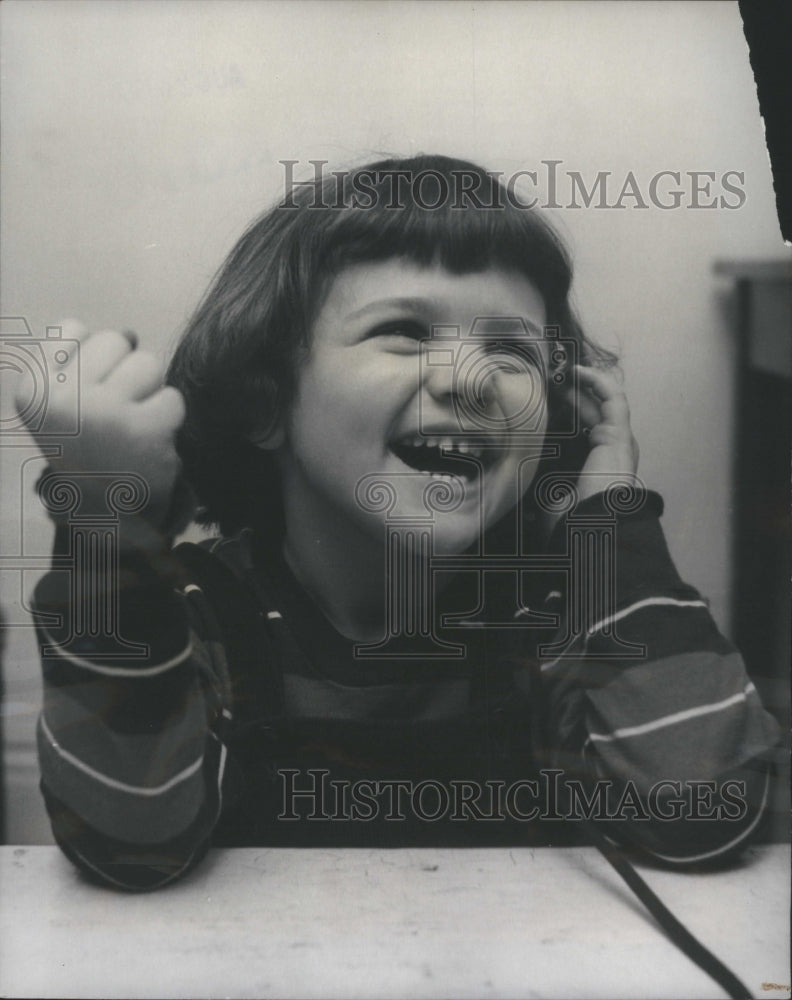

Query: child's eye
left=486, top=341, right=544, bottom=371
left=368, top=321, right=427, bottom=346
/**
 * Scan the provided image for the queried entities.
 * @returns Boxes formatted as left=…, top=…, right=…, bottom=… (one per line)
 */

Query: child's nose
left=422, top=342, right=498, bottom=408
left=422, top=354, right=456, bottom=402
left=423, top=344, right=474, bottom=399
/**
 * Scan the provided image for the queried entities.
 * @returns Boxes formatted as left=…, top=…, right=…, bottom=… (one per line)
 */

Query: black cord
left=583, top=821, right=752, bottom=1000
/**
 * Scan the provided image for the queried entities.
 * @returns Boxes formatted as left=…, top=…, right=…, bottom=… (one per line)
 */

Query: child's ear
left=248, top=421, right=285, bottom=450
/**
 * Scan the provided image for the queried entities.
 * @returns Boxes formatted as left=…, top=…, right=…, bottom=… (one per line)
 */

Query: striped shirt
left=33, top=491, right=781, bottom=890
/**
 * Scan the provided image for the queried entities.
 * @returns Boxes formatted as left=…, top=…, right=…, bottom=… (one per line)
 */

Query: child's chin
left=426, top=517, right=481, bottom=556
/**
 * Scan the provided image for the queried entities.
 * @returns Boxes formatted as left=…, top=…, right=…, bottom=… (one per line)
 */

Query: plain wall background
left=0, top=0, right=785, bottom=842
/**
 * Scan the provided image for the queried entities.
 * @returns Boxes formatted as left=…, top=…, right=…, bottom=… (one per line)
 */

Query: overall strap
left=174, top=539, right=284, bottom=722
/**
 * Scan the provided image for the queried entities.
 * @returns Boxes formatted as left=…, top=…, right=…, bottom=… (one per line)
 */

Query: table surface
left=1, top=844, right=789, bottom=1000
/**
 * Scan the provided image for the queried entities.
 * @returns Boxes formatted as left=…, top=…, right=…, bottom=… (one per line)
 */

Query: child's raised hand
left=15, top=320, right=186, bottom=530
left=569, top=364, right=640, bottom=503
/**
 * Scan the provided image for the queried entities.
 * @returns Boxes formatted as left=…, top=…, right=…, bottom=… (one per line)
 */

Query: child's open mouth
left=389, top=434, right=495, bottom=480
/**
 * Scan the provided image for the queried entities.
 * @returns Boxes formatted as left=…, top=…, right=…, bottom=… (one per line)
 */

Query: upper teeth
left=401, top=434, right=485, bottom=457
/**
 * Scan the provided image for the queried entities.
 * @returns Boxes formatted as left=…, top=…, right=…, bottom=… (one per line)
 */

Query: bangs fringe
left=292, top=155, right=573, bottom=309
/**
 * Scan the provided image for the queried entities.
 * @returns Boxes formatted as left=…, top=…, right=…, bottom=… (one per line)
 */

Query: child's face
left=276, top=259, right=550, bottom=555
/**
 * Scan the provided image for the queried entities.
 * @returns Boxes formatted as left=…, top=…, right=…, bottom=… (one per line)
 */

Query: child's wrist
left=37, top=465, right=191, bottom=550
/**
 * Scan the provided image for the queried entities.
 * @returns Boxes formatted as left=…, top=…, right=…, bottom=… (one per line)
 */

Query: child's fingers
left=573, top=365, right=630, bottom=429
left=103, top=350, right=164, bottom=401
left=48, top=321, right=136, bottom=369
left=573, top=364, right=623, bottom=401
left=78, top=329, right=137, bottom=384
left=72, top=330, right=131, bottom=386
left=139, top=385, right=186, bottom=433
left=564, top=385, right=601, bottom=431
left=559, top=375, right=602, bottom=430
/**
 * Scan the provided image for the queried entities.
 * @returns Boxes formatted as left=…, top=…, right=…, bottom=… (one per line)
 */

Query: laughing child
left=25, top=155, right=779, bottom=890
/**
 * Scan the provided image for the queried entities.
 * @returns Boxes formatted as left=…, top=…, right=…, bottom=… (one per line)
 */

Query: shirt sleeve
left=33, top=523, right=231, bottom=891
left=534, top=490, right=782, bottom=865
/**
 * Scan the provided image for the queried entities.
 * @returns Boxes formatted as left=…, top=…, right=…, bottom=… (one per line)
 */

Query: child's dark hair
left=167, top=153, right=618, bottom=536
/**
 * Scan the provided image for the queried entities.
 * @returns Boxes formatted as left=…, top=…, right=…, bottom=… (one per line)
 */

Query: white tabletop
left=0, top=844, right=789, bottom=999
